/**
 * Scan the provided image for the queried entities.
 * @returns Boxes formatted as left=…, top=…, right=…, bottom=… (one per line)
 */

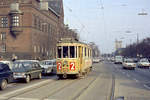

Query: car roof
left=15, top=60, right=39, bottom=63
left=41, top=60, right=56, bottom=62
left=0, top=60, right=12, bottom=63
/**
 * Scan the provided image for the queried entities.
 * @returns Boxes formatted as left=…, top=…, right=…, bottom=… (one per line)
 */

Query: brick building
left=0, top=0, right=64, bottom=60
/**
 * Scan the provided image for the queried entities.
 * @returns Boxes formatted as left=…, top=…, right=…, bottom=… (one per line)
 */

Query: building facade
left=0, top=0, right=64, bottom=60
left=115, top=40, right=122, bottom=51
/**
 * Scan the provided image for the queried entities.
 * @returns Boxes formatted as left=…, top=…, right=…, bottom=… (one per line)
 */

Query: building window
left=48, top=24, right=50, bottom=33
left=41, top=47, right=44, bottom=53
left=1, top=17, right=8, bottom=27
left=38, top=20, right=41, bottom=30
left=38, top=46, right=40, bottom=53
left=42, top=23, right=44, bottom=32
left=34, top=16, right=37, bottom=28
left=12, top=16, right=19, bottom=27
left=34, top=45, right=37, bottom=53
left=0, top=32, right=6, bottom=41
left=45, top=24, right=47, bottom=33
left=1, top=44, right=6, bottom=52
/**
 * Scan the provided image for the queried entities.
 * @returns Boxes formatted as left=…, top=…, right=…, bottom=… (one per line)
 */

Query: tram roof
left=57, top=38, right=91, bottom=47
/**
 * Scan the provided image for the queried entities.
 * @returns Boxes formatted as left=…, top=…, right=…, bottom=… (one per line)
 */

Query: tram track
left=72, top=75, right=99, bottom=100
left=41, top=79, right=78, bottom=100
left=0, top=79, right=57, bottom=100
left=109, top=75, right=115, bottom=100
left=3, top=78, right=80, bottom=100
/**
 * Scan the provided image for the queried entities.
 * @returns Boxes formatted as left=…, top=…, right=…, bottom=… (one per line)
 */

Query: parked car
left=0, top=64, right=13, bottom=90
left=40, top=59, right=56, bottom=74
left=122, top=58, right=136, bottom=70
left=12, top=60, right=42, bottom=83
left=114, top=56, right=123, bottom=64
left=137, top=58, right=150, bottom=69
left=93, top=58, right=100, bottom=63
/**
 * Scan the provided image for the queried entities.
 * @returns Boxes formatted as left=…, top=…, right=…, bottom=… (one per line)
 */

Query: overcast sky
left=63, top=0, right=150, bottom=53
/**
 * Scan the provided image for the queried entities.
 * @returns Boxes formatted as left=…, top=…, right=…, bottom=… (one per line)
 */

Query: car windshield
left=124, top=59, right=134, bottom=63
left=140, top=59, right=149, bottom=62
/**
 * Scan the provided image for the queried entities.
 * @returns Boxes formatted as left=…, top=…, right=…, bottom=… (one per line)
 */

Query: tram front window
left=57, top=46, right=62, bottom=58
left=63, top=46, right=68, bottom=58
left=70, top=46, right=75, bottom=58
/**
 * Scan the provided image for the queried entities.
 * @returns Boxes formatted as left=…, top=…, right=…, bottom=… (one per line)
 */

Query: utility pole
left=136, top=33, right=139, bottom=58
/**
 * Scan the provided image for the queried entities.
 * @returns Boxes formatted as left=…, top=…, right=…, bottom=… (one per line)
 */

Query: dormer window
left=12, top=15, right=19, bottom=27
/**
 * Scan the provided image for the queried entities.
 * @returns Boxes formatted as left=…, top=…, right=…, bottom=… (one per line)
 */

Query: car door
left=29, top=63, right=36, bottom=79
left=6, top=65, right=13, bottom=83
left=34, top=62, right=42, bottom=78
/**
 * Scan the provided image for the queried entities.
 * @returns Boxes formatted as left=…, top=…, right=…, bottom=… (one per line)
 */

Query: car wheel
left=25, top=75, right=30, bottom=83
left=38, top=73, right=42, bottom=79
left=0, top=79, right=7, bottom=90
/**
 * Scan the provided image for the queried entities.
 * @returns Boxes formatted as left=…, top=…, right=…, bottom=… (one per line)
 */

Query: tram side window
left=85, top=48, right=87, bottom=57
left=63, top=46, right=68, bottom=58
left=88, top=49, right=89, bottom=58
left=57, top=46, right=62, bottom=58
left=70, top=46, right=75, bottom=58
left=76, top=47, right=77, bottom=58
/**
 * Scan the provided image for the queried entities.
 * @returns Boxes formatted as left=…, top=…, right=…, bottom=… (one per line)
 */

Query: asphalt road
left=0, top=61, right=150, bottom=100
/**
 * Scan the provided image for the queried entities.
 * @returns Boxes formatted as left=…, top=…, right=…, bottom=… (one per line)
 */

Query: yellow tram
left=56, top=38, right=93, bottom=79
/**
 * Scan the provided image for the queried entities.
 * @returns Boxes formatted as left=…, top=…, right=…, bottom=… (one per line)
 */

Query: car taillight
left=70, top=62, right=75, bottom=71
left=57, top=62, right=62, bottom=70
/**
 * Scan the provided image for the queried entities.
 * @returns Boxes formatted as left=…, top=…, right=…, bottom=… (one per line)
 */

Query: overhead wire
left=97, top=0, right=110, bottom=52
left=63, top=3, right=91, bottom=42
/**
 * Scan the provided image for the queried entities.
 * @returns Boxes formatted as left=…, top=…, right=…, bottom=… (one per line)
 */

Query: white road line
left=122, top=71, right=125, bottom=74
left=126, top=74, right=130, bottom=77
left=144, top=84, right=150, bottom=90
left=133, top=78, right=139, bottom=82
left=10, top=97, right=39, bottom=100
left=0, top=79, right=53, bottom=97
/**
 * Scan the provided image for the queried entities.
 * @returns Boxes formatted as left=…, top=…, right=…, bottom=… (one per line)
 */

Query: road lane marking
left=10, top=97, right=39, bottom=100
left=0, top=79, right=53, bottom=98
left=126, top=74, right=130, bottom=77
left=122, top=71, right=125, bottom=74
left=133, top=78, right=139, bottom=82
